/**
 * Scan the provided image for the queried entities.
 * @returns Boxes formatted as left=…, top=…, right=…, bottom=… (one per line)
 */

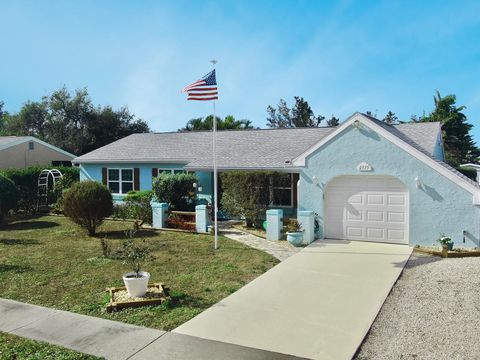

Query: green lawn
left=0, top=332, right=101, bottom=360
left=0, top=215, right=278, bottom=331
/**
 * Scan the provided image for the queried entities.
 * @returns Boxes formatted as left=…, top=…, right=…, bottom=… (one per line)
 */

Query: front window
left=108, top=168, right=134, bottom=194
left=271, top=173, right=293, bottom=207
left=158, top=168, right=186, bottom=175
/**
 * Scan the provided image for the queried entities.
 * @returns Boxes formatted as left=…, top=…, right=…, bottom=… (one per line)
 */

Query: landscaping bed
left=0, top=332, right=100, bottom=360
left=355, top=254, right=480, bottom=359
left=414, top=245, right=480, bottom=258
left=0, top=215, right=278, bottom=331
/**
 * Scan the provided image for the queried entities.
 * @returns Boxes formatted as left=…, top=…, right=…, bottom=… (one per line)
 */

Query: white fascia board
left=292, top=112, right=364, bottom=167
left=73, top=159, right=191, bottom=165
left=293, top=113, right=480, bottom=198
left=0, top=136, right=76, bottom=159
left=184, top=166, right=300, bottom=172
left=30, top=137, right=76, bottom=158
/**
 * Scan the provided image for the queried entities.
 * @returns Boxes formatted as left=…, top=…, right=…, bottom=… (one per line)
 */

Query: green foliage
left=326, top=115, right=340, bottom=127
left=437, top=233, right=453, bottom=245
left=0, top=165, right=79, bottom=212
left=181, top=115, right=253, bottom=131
left=456, top=167, right=477, bottom=181
left=152, top=173, right=197, bottom=210
left=285, top=219, right=303, bottom=233
left=221, top=171, right=284, bottom=227
left=382, top=111, right=398, bottom=124
left=121, top=230, right=153, bottom=277
left=118, top=190, right=154, bottom=226
left=267, top=97, right=327, bottom=128
left=412, top=91, right=479, bottom=167
left=63, top=181, right=113, bottom=236
left=0, top=87, right=150, bottom=155
left=0, top=175, right=19, bottom=223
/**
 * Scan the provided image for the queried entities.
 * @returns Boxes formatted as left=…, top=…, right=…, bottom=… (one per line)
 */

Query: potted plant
left=286, top=220, right=304, bottom=247
left=121, top=230, right=153, bottom=297
left=438, top=234, right=454, bottom=251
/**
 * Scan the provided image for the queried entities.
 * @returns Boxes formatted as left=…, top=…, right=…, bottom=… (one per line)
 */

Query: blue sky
left=1, top=0, right=480, bottom=141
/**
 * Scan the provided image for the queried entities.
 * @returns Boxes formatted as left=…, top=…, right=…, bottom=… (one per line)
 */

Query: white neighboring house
left=0, top=136, right=76, bottom=169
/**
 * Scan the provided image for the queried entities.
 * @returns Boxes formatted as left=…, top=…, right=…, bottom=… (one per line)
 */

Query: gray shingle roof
left=73, top=120, right=444, bottom=171
left=0, top=136, right=28, bottom=147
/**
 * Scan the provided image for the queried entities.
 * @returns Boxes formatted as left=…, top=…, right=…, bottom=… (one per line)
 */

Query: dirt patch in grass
left=0, top=216, right=278, bottom=331
left=0, top=332, right=101, bottom=360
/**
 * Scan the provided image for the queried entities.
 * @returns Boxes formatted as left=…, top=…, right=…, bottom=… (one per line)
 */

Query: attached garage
left=296, top=113, right=480, bottom=247
left=324, top=176, right=409, bottom=244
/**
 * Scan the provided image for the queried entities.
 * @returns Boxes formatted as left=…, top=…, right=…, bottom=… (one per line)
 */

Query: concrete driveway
left=174, top=239, right=412, bottom=360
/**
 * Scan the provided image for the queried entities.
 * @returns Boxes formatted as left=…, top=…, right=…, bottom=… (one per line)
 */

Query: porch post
left=151, top=201, right=169, bottom=229
left=195, top=204, right=210, bottom=233
left=266, top=209, right=283, bottom=241
left=298, top=210, right=314, bottom=245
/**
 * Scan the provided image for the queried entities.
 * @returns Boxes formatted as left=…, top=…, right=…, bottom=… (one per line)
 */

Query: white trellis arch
left=37, top=169, right=63, bottom=208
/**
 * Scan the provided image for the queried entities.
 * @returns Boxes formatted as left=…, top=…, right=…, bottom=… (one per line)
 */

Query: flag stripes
left=182, top=69, right=218, bottom=101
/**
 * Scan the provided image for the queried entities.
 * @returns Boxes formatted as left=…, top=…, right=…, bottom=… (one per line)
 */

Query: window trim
left=157, top=168, right=186, bottom=175
left=107, top=168, right=134, bottom=195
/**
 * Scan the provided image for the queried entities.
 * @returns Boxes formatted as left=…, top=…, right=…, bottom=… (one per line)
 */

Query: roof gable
left=293, top=113, right=480, bottom=198
left=0, top=136, right=76, bottom=158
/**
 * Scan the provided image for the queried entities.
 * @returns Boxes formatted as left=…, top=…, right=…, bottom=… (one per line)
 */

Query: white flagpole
left=211, top=59, right=219, bottom=250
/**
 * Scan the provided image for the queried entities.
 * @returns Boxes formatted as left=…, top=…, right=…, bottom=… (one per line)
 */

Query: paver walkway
left=0, top=298, right=301, bottom=359
left=174, top=239, right=413, bottom=360
left=220, top=226, right=300, bottom=261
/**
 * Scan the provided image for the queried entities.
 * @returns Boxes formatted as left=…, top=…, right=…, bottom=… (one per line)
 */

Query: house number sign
left=357, top=162, right=373, bottom=172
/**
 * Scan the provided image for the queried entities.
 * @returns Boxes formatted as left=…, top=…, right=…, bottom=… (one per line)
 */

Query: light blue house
left=73, top=113, right=480, bottom=247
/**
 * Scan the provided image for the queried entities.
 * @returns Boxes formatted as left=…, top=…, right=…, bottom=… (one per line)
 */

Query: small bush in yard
left=152, top=173, right=197, bottom=210
left=0, top=175, right=19, bottom=224
left=63, top=181, right=113, bottom=236
left=125, top=190, right=154, bottom=228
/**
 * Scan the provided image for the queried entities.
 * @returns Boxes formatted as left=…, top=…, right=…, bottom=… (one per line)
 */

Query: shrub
left=63, top=181, right=113, bottom=236
left=285, top=219, right=303, bottom=233
left=124, top=190, right=154, bottom=228
left=0, top=175, right=19, bottom=223
left=221, top=171, right=285, bottom=227
left=0, top=165, right=79, bottom=212
left=152, top=173, right=197, bottom=210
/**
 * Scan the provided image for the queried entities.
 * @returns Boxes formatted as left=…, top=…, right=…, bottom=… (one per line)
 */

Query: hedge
left=0, top=175, right=19, bottom=223
left=0, top=165, right=80, bottom=212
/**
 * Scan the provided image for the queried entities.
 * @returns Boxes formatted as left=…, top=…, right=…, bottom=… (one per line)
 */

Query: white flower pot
left=122, top=271, right=150, bottom=297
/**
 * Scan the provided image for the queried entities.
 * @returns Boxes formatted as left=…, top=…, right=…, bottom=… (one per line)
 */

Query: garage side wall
left=299, top=125, right=480, bottom=247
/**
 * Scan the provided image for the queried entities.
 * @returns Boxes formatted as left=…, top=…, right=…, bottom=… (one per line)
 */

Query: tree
left=326, top=115, right=340, bottom=127
left=383, top=111, right=398, bottom=125
left=63, top=181, right=113, bottom=236
left=220, top=171, right=271, bottom=227
left=0, top=87, right=150, bottom=155
left=181, top=115, right=253, bottom=131
left=417, top=91, right=479, bottom=166
left=266, top=97, right=325, bottom=128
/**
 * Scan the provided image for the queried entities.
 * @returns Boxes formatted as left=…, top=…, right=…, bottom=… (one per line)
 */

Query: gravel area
left=355, top=253, right=480, bottom=360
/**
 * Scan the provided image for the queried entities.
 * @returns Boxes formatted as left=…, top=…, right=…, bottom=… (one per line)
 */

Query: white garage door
left=324, top=176, right=409, bottom=244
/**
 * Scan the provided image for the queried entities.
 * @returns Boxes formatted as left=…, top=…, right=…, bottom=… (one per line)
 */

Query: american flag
left=182, top=69, right=218, bottom=101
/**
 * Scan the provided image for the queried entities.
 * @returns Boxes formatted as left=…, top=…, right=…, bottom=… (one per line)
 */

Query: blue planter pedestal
left=287, top=232, right=304, bottom=247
